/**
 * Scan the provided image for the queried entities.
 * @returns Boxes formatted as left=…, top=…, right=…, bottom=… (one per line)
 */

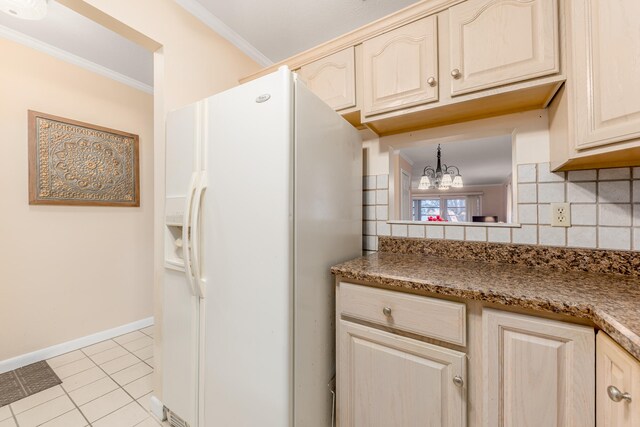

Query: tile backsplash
left=363, top=164, right=640, bottom=252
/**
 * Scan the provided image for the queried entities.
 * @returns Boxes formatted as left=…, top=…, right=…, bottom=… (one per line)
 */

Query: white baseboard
left=0, top=317, right=154, bottom=374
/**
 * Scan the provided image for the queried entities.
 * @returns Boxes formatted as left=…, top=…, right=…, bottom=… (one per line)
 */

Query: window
left=412, top=197, right=469, bottom=222
left=412, top=198, right=441, bottom=221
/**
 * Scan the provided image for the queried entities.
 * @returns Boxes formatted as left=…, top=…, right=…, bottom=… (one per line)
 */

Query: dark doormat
left=0, top=361, right=62, bottom=407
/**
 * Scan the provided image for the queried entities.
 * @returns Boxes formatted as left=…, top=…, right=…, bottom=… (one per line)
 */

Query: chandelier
left=418, top=144, right=463, bottom=190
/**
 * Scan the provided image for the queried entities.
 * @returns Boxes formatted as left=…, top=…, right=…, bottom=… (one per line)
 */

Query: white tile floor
left=0, top=326, right=162, bottom=427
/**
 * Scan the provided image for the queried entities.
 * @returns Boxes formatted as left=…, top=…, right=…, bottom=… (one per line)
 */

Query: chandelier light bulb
left=418, top=175, right=430, bottom=190
left=452, top=175, right=464, bottom=188
left=441, top=173, right=453, bottom=187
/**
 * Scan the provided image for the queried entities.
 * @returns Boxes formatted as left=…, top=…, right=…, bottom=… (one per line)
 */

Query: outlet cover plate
left=551, top=203, right=571, bottom=227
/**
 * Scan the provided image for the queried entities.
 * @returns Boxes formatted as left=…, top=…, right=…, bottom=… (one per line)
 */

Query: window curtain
left=466, top=195, right=482, bottom=218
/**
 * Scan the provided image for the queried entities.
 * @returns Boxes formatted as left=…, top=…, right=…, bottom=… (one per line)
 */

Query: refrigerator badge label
left=255, top=94, right=271, bottom=103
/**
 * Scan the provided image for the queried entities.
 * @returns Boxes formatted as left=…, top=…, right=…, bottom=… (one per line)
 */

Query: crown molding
left=399, top=151, right=415, bottom=166
left=175, top=0, right=273, bottom=67
left=0, top=24, right=153, bottom=94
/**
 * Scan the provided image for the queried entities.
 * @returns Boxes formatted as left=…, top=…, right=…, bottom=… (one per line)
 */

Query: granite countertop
left=331, top=251, right=640, bottom=360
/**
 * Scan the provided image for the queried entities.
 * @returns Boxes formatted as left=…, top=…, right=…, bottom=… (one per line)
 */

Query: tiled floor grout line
left=7, top=328, right=157, bottom=427
left=47, top=353, right=87, bottom=370
left=56, top=386, right=92, bottom=427
left=8, top=403, right=19, bottom=427
left=87, top=353, right=152, bottom=426
left=110, top=339, right=154, bottom=370
left=54, top=361, right=98, bottom=384
left=8, top=386, right=66, bottom=419
left=78, top=331, right=156, bottom=425
left=63, top=377, right=113, bottom=409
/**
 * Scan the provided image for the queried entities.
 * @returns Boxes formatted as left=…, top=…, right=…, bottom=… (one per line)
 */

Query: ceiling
left=0, top=1, right=153, bottom=89
left=190, top=0, right=422, bottom=63
left=0, top=0, right=422, bottom=91
left=399, top=135, right=513, bottom=188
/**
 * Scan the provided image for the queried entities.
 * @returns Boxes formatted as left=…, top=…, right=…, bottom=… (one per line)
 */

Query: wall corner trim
left=175, top=0, right=273, bottom=67
left=0, top=317, right=154, bottom=374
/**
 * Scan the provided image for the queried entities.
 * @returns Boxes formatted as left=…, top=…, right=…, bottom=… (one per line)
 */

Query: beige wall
left=57, top=0, right=262, bottom=397
left=0, top=38, right=154, bottom=361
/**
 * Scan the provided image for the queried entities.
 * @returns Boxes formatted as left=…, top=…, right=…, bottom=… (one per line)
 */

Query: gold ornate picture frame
left=28, top=111, right=140, bottom=207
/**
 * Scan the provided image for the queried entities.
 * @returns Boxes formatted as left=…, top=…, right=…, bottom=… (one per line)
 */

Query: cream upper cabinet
left=596, top=332, right=640, bottom=427
left=572, top=0, right=640, bottom=150
left=338, top=320, right=466, bottom=427
left=483, top=309, right=595, bottom=427
left=448, top=0, right=559, bottom=96
left=362, top=15, right=439, bottom=116
left=298, top=47, right=356, bottom=111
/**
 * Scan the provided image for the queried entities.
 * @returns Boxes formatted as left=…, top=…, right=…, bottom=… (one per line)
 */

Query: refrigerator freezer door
left=166, top=102, right=202, bottom=201
left=293, top=77, right=362, bottom=426
left=163, top=102, right=206, bottom=426
left=162, top=268, right=199, bottom=427
left=202, top=68, right=294, bottom=426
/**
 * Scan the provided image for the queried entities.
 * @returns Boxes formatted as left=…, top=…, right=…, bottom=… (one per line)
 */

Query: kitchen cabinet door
left=337, top=320, right=465, bottom=427
left=298, top=47, right=356, bottom=111
left=448, top=0, right=559, bottom=96
left=572, top=0, right=640, bottom=150
left=483, top=309, right=595, bottom=427
left=596, top=332, right=640, bottom=427
left=362, top=16, right=438, bottom=116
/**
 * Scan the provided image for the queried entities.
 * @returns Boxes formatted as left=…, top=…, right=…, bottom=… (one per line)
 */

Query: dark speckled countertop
left=331, top=251, right=640, bottom=360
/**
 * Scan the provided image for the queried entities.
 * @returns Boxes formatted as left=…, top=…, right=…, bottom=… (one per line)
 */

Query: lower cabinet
left=338, top=320, right=466, bottom=427
left=483, top=309, right=595, bottom=427
left=336, top=282, right=606, bottom=427
left=596, top=332, right=640, bottom=427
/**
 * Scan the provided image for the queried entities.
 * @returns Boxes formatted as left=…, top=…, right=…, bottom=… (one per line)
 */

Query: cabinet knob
left=382, top=307, right=392, bottom=317
left=453, top=376, right=464, bottom=387
left=607, top=385, right=632, bottom=403
left=451, top=69, right=462, bottom=79
left=427, top=76, right=437, bottom=87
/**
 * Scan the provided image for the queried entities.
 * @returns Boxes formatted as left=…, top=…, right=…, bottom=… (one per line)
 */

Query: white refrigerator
left=162, top=67, right=362, bottom=427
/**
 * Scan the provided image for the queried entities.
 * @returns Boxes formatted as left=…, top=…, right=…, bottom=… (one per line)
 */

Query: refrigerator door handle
left=190, top=171, right=207, bottom=298
left=182, top=171, right=199, bottom=297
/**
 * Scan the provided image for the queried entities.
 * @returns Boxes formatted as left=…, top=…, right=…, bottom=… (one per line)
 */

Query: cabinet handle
left=382, top=307, right=392, bottom=317
left=607, top=385, right=632, bottom=403
left=427, top=77, right=437, bottom=87
left=453, top=376, right=464, bottom=387
left=451, top=69, right=462, bottom=79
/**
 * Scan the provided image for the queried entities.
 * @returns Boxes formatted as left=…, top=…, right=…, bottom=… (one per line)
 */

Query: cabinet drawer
left=339, top=282, right=466, bottom=346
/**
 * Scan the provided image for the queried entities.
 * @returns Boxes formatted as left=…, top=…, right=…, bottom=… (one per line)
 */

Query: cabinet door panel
left=338, top=320, right=465, bottom=427
left=298, top=47, right=356, bottom=111
left=363, top=16, right=438, bottom=116
left=596, top=332, right=640, bottom=427
left=483, top=309, right=595, bottom=427
left=573, top=0, right=640, bottom=149
left=449, top=0, right=559, bottom=96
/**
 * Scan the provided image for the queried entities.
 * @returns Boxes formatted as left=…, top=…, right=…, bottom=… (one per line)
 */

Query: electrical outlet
left=551, top=203, right=571, bottom=227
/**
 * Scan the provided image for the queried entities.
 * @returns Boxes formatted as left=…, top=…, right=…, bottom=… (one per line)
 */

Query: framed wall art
left=28, top=110, right=140, bottom=207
